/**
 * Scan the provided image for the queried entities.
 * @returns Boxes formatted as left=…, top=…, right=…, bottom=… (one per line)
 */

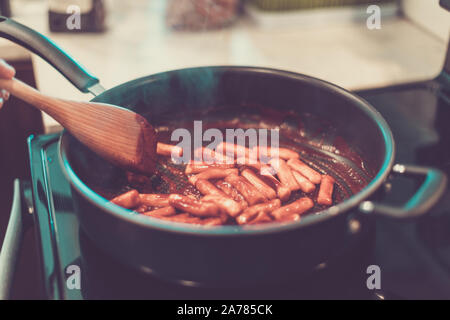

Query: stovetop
left=27, top=77, right=450, bottom=300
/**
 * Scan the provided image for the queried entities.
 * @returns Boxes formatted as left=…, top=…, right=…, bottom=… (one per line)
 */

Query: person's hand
left=0, top=59, right=15, bottom=109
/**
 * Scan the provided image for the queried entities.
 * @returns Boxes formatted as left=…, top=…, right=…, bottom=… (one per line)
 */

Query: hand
left=0, top=59, right=15, bottom=109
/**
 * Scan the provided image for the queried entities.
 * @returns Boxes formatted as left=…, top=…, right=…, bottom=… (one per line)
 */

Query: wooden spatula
left=0, top=77, right=157, bottom=174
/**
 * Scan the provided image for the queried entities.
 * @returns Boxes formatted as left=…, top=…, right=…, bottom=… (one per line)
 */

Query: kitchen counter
left=4, top=0, right=449, bottom=132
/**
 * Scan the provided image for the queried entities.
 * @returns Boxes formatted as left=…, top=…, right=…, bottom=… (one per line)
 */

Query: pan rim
left=59, top=66, right=395, bottom=236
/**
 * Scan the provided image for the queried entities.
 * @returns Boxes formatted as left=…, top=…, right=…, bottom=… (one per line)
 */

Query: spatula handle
left=0, top=77, right=60, bottom=115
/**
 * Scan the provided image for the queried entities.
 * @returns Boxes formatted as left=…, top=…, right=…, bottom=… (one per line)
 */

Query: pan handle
left=0, top=16, right=102, bottom=94
left=359, top=164, right=447, bottom=219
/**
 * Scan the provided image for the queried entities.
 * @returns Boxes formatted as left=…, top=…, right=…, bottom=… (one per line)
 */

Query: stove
left=25, top=133, right=376, bottom=300
left=16, top=68, right=449, bottom=299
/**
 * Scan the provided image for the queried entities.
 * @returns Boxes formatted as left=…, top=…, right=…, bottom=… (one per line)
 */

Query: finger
left=0, top=98, right=4, bottom=109
left=0, top=60, right=15, bottom=79
left=1, top=89, right=10, bottom=101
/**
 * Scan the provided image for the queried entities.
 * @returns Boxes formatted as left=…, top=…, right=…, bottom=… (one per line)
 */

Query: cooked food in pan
left=109, top=140, right=336, bottom=226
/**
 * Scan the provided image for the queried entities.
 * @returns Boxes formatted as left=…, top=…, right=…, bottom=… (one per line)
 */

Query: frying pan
left=0, top=17, right=447, bottom=288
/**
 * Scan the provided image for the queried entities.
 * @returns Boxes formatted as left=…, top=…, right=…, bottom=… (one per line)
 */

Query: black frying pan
left=0, top=17, right=447, bottom=288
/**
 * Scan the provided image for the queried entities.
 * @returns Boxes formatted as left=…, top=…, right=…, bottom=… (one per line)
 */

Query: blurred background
left=1, top=0, right=449, bottom=131
left=0, top=0, right=448, bottom=298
